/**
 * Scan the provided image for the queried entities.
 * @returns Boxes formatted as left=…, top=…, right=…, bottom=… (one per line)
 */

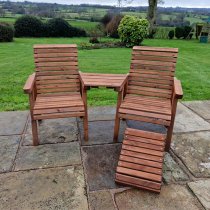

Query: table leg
left=113, top=90, right=122, bottom=142
left=82, top=87, right=88, bottom=141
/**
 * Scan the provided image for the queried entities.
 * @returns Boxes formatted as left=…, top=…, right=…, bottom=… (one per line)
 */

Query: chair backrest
left=128, top=46, right=178, bottom=100
left=33, top=44, right=80, bottom=95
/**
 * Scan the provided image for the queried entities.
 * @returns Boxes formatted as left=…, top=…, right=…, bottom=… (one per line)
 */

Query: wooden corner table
left=79, top=72, right=128, bottom=142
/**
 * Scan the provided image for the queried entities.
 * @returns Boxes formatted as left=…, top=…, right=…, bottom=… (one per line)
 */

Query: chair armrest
left=79, top=71, right=84, bottom=86
left=23, top=73, right=36, bottom=94
left=173, top=77, right=183, bottom=99
left=119, top=73, right=129, bottom=92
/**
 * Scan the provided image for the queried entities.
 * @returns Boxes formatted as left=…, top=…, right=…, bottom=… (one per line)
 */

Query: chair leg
left=166, top=125, right=173, bottom=152
left=31, top=119, right=39, bottom=146
left=83, top=115, right=88, bottom=141
left=113, top=116, right=120, bottom=142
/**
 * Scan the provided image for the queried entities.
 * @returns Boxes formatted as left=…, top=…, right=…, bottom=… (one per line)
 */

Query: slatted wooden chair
left=23, top=44, right=88, bottom=145
left=113, top=46, right=183, bottom=151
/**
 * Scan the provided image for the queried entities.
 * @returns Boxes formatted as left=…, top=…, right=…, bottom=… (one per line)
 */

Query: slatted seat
left=33, top=93, right=85, bottom=120
left=115, top=128, right=166, bottom=193
left=23, top=44, right=88, bottom=145
left=119, top=94, right=172, bottom=126
left=114, top=46, right=183, bottom=151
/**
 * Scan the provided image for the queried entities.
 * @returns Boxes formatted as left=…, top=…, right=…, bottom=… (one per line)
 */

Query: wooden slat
left=34, top=44, right=77, bottom=49
left=133, top=46, right=178, bottom=53
left=129, top=81, right=172, bottom=90
left=119, top=113, right=170, bottom=126
left=125, top=135, right=165, bottom=146
left=34, top=52, right=77, bottom=58
left=115, top=173, right=161, bottom=192
left=36, top=66, right=78, bottom=71
left=33, top=112, right=85, bottom=120
left=118, top=161, right=162, bottom=175
left=35, top=61, right=78, bottom=67
left=35, top=57, right=77, bottom=62
left=132, top=55, right=177, bottom=62
left=121, top=103, right=171, bottom=116
left=122, top=145, right=163, bottom=157
left=120, top=152, right=163, bottom=165
left=131, top=59, right=176, bottom=67
left=132, top=50, right=178, bottom=58
left=117, top=166, right=161, bottom=182
left=125, top=128, right=166, bottom=140
left=33, top=106, right=84, bottom=115
left=119, top=108, right=171, bottom=121
left=123, top=140, right=164, bottom=151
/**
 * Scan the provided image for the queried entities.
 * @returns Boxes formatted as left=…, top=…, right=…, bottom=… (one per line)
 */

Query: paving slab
left=0, top=166, right=88, bottom=210
left=174, top=103, right=210, bottom=133
left=163, top=153, right=189, bottom=184
left=0, top=135, right=20, bottom=173
left=0, top=111, right=28, bottom=135
left=188, top=180, right=210, bottom=210
left=88, top=190, right=116, bottom=210
left=127, top=120, right=167, bottom=134
left=22, top=118, right=78, bottom=146
left=87, top=106, right=116, bottom=121
left=115, top=185, right=203, bottom=210
left=14, top=142, right=81, bottom=171
left=82, top=144, right=122, bottom=191
left=79, top=120, right=126, bottom=145
left=172, top=132, right=210, bottom=178
left=183, top=100, right=210, bottom=120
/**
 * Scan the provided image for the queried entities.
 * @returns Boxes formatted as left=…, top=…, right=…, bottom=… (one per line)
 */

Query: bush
left=89, top=37, right=99, bottom=43
left=0, top=23, right=14, bottom=42
left=168, top=30, right=175, bottom=39
left=175, top=27, right=184, bottom=39
left=14, top=15, right=43, bottom=37
left=183, top=26, right=192, bottom=39
left=46, top=18, right=73, bottom=37
left=118, top=15, right=149, bottom=47
left=106, top=14, right=123, bottom=38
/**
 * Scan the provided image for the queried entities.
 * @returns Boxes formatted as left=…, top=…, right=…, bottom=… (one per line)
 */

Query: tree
left=147, top=0, right=164, bottom=38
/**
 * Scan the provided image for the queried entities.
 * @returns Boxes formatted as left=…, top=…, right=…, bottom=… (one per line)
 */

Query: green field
left=0, top=37, right=210, bottom=111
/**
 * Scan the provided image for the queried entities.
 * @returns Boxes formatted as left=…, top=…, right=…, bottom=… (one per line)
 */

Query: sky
left=4, top=0, right=210, bottom=8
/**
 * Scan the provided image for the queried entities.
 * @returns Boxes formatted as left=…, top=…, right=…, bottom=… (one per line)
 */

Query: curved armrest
left=174, top=77, right=183, bottom=99
left=23, top=73, right=36, bottom=94
left=119, top=73, right=129, bottom=92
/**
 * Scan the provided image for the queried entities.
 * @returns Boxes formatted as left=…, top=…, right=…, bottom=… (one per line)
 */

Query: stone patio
left=0, top=101, right=209, bottom=210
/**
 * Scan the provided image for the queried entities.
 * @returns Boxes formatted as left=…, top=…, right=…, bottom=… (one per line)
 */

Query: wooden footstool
left=115, top=128, right=166, bottom=193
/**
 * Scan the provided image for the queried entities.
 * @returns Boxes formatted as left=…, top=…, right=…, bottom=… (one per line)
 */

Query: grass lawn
left=0, top=37, right=210, bottom=111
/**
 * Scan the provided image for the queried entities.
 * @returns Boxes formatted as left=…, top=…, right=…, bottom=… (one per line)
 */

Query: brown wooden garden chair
left=113, top=46, right=183, bottom=151
left=23, top=44, right=88, bottom=145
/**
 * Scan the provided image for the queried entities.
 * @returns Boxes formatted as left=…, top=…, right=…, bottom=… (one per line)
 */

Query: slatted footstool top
left=115, top=128, right=166, bottom=193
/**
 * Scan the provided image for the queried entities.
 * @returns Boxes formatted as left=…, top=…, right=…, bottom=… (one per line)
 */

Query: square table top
left=79, top=72, right=128, bottom=91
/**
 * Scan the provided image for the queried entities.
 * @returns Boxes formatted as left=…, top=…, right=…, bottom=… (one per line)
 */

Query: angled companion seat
left=114, top=46, right=183, bottom=151
left=23, top=44, right=88, bottom=145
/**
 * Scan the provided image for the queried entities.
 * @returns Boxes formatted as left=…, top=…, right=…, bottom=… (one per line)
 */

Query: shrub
left=0, top=23, right=14, bottom=42
left=72, top=27, right=86, bottom=37
left=14, top=15, right=43, bottom=37
left=183, top=26, right=192, bottom=39
left=46, top=18, right=73, bottom=37
left=118, top=15, right=149, bottom=47
left=168, top=30, right=175, bottom=39
left=89, top=37, right=99, bottom=44
left=106, top=14, right=123, bottom=38
left=175, top=27, right=184, bottom=39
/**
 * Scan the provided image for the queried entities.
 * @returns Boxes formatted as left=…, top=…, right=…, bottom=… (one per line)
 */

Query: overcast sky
left=4, top=0, right=210, bottom=8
